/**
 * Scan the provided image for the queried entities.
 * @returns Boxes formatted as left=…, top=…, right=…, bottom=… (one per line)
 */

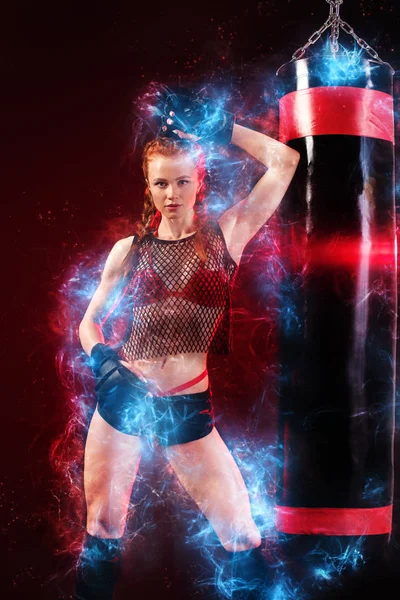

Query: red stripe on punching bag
left=275, top=505, right=393, bottom=536
left=279, top=87, right=394, bottom=143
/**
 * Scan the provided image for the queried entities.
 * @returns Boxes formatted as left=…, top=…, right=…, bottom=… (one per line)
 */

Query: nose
left=166, top=184, right=179, bottom=199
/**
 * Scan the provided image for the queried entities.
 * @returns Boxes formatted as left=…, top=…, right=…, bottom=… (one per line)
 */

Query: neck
left=156, top=215, right=197, bottom=240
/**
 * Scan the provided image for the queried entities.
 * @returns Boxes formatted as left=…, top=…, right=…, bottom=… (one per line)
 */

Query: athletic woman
left=75, top=97, right=300, bottom=599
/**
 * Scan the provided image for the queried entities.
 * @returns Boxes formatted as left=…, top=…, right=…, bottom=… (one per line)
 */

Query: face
left=147, top=154, right=201, bottom=219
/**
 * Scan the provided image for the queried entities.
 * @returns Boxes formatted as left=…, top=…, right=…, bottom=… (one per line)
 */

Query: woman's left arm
left=218, top=123, right=300, bottom=265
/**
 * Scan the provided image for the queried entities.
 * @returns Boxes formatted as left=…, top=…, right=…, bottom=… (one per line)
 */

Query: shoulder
left=105, top=235, right=136, bottom=273
left=111, top=235, right=136, bottom=258
left=113, top=235, right=136, bottom=253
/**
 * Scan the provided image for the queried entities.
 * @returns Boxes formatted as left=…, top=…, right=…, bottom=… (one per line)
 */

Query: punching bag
left=275, top=56, right=396, bottom=541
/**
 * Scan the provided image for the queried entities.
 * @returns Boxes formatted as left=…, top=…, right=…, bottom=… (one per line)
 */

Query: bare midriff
left=121, top=352, right=209, bottom=396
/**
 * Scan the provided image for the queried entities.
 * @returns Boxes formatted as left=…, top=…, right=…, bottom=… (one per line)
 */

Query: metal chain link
left=339, top=18, right=393, bottom=69
left=327, top=0, right=342, bottom=55
left=286, top=15, right=334, bottom=64
left=277, top=0, right=393, bottom=74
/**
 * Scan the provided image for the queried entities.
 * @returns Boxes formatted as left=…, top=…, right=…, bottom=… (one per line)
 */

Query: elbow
left=78, top=316, right=88, bottom=334
left=78, top=316, right=93, bottom=342
left=271, top=147, right=300, bottom=172
left=78, top=317, right=103, bottom=342
left=293, top=148, right=301, bottom=164
left=78, top=320, right=85, bottom=345
left=287, top=148, right=300, bottom=169
left=283, top=149, right=300, bottom=175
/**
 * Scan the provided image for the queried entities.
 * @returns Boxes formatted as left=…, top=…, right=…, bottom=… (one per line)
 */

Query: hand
left=158, top=90, right=235, bottom=144
left=89, top=345, right=147, bottom=396
left=172, top=128, right=200, bottom=142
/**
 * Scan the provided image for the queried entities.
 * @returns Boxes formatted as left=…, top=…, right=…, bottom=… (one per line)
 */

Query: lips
left=166, top=204, right=181, bottom=208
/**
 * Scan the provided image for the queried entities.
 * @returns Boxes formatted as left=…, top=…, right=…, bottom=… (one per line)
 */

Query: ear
left=145, top=186, right=154, bottom=203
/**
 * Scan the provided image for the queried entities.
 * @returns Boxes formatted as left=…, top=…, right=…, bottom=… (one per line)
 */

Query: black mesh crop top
left=119, top=221, right=238, bottom=361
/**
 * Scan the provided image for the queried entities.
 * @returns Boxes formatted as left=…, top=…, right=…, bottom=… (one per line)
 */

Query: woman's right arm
left=78, top=236, right=134, bottom=356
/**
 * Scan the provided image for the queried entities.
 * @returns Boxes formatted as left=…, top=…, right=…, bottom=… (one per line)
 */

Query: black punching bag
left=275, top=57, right=396, bottom=544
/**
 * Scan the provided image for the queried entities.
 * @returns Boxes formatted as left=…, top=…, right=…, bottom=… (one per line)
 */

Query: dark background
left=2, top=1, right=400, bottom=599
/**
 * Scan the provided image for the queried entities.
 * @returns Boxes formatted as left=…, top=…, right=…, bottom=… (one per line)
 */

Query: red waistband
left=153, top=368, right=209, bottom=397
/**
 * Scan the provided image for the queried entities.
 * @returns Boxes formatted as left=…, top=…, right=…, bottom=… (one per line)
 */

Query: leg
left=165, top=427, right=261, bottom=552
left=84, top=407, right=142, bottom=538
left=76, top=407, right=142, bottom=600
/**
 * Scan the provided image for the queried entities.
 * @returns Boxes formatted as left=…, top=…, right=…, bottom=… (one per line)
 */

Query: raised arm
left=78, top=236, right=134, bottom=355
left=218, top=123, right=300, bottom=265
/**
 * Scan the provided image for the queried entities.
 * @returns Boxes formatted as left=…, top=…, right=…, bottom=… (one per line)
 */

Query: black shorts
left=95, top=368, right=214, bottom=446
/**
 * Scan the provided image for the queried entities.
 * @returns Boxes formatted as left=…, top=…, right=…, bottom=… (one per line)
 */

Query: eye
left=155, top=181, right=167, bottom=188
left=178, top=180, right=190, bottom=186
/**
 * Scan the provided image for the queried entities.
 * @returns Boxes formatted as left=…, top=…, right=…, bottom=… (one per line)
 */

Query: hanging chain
left=288, top=15, right=334, bottom=63
left=339, top=18, right=392, bottom=68
left=277, top=0, right=393, bottom=74
left=327, top=0, right=342, bottom=55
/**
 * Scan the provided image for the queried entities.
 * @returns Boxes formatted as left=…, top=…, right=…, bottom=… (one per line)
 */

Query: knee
left=221, top=531, right=262, bottom=553
left=86, top=514, right=125, bottom=539
left=86, top=499, right=126, bottom=539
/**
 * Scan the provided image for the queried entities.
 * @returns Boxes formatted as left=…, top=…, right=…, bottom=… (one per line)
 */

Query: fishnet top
left=119, top=221, right=238, bottom=361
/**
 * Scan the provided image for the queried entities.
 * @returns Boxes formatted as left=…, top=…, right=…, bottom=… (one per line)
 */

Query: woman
left=76, top=97, right=300, bottom=599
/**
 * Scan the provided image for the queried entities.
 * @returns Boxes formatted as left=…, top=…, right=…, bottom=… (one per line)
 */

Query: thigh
left=84, top=407, right=142, bottom=536
left=166, top=428, right=261, bottom=551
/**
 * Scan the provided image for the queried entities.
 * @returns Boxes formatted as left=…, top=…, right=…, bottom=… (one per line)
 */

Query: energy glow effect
left=316, top=42, right=377, bottom=85
left=50, top=229, right=373, bottom=598
left=167, top=437, right=369, bottom=598
left=50, top=70, right=399, bottom=598
left=276, top=44, right=390, bottom=100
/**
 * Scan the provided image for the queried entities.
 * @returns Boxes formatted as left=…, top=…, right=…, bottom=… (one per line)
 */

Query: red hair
left=121, top=137, right=208, bottom=277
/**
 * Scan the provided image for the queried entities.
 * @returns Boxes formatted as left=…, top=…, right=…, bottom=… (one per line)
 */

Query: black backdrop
left=2, top=1, right=400, bottom=599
